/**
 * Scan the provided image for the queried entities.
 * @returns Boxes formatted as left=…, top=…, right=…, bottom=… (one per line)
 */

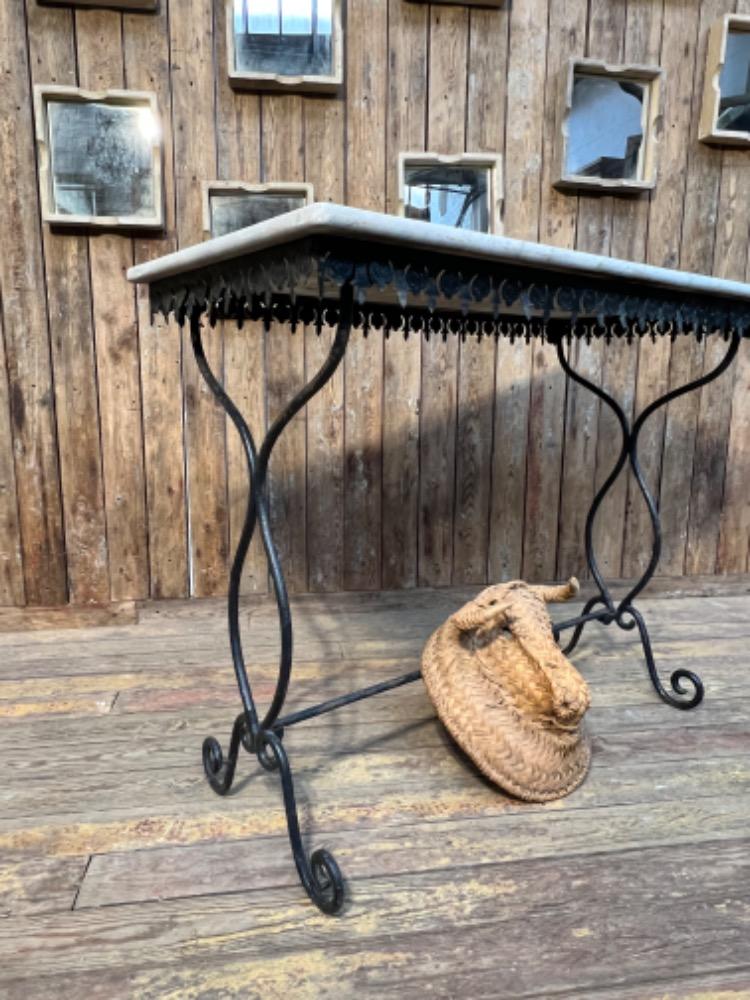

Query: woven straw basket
left=421, top=579, right=592, bottom=802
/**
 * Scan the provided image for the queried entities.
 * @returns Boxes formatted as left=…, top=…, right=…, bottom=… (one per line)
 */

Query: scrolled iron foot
left=202, top=713, right=247, bottom=795
left=619, top=605, right=704, bottom=711
left=259, top=729, right=345, bottom=915
left=560, top=595, right=612, bottom=656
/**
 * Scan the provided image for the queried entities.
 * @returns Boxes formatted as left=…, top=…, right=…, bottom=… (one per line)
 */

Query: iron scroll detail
left=190, top=283, right=355, bottom=914
left=552, top=330, right=741, bottom=709
left=151, top=237, right=750, bottom=342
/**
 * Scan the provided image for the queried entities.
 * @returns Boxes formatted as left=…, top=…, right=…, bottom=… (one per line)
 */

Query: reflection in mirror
left=47, top=100, right=158, bottom=219
left=718, top=29, right=750, bottom=132
left=403, top=165, right=490, bottom=233
left=566, top=74, right=645, bottom=180
left=209, top=191, right=308, bottom=237
left=234, top=0, right=333, bottom=77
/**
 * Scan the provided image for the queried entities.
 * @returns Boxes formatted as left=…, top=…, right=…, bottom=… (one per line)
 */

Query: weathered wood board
left=1, top=0, right=749, bottom=608
left=0, top=589, right=749, bottom=997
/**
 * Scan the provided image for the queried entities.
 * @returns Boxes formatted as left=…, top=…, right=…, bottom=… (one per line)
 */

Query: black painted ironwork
left=192, top=282, right=359, bottom=914
left=551, top=330, right=741, bottom=710
left=150, top=235, right=750, bottom=340
left=178, top=237, right=746, bottom=913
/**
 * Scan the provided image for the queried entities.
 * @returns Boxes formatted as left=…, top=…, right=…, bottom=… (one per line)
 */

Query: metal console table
left=129, top=203, right=750, bottom=915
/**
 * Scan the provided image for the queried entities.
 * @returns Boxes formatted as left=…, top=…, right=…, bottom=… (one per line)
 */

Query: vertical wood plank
left=23, top=2, right=109, bottom=605
left=593, top=0, right=662, bottom=580
left=123, top=0, right=189, bottom=599
left=0, top=313, right=25, bottom=605
left=534, top=0, right=588, bottom=584
left=716, top=0, right=750, bottom=575
left=501, top=0, right=553, bottom=583
left=557, top=2, right=625, bottom=581
left=0, top=0, right=67, bottom=606
left=75, top=9, right=149, bottom=602
left=623, top=0, right=699, bottom=580
left=717, top=344, right=750, bottom=574
left=659, top=0, right=728, bottom=577
left=452, top=5, right=508, bottom=585
left=417, top=4, right=468, bottom=587
left=344, top=0, right=387, bottom=591
left=215, top=0, right=267, bottom=595
left=305, top=93, right=346, bottom=591
left=171, top=0, right=227, bottom=597
left=380, top=0, right=427, bottom=591
left=690, top=0, right=750, bottom=576
left=262, top=94, right=307, bottom=594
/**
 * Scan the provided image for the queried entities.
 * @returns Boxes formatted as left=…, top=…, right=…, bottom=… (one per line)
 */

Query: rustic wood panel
left=0, top=314, right=24, bottom=606
left=343, top=0, right=387, bottom=591
left=125, top=3, right=189, bottom=601
left=0, top=0, right=749, bottom=607
left=76, top=11, right=150, bottom=602
left=304, top=92, right=345, bottom=591
left=381, top=0, right=426, bottom=591
left=0, top=0, right=67, bottom=607
left=0, top=589, right=749, bottom=997
left=171, top=0, right=227, bottom=597
left=624, top=0, right=701, bottom=581
left=23, top=2, right=107, bottom=606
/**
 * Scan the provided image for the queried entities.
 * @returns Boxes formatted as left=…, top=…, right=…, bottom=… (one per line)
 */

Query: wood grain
left=21, top=2, right=104, bottom=605
left=343, top=0, right=387, bottom=591
left=1, top=0, right=749, bottom=609
left=171, top=0, right=227, bottom=597
left=0, top=313, right=24, bottom=606
left=381, top=0, right=426, bottom=591
left=0, top=584, right=748, bottom=1000
left=125, top=1, right=189, bottom=600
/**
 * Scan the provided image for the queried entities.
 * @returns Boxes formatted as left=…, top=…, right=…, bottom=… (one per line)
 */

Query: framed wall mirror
left=35, top=86, right=164, bottom=230
left=555, top=59, right=662, bottom=193
left=227, top=0, right=343, bottom=92
left=202, top=182, right=314, bottom=239
left=397, top=153, right=503, bottom=235
left=700, top=14, right=750, bottom=146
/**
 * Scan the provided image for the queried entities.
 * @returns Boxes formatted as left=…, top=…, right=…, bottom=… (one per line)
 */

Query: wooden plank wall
left=0, top=0, right=749, bottom=608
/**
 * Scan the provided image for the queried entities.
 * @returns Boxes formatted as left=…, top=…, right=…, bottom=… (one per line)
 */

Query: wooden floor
left=1, top=587, right=749, bottom=999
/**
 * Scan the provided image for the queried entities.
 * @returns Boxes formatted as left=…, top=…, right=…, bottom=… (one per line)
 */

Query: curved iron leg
left=556, top=331, right=740, bottom=708
left=617, top=605, right=703, bottom=710
left=188, top=284, right=353, bottom=913
left=259, top=730, right=345, bottom=914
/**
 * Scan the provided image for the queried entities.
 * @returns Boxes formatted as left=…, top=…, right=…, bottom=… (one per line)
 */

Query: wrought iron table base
left=189, top=286, right=740, bottom=914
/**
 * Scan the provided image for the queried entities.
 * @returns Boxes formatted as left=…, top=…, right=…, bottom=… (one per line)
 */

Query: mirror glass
left=47, top=99, right=158, bottom=219
left=209, top=190, right=307, bottom=237
left=403, top=164, right=491, bottom=233
left=718, top=29, right=750, bottom=132
left=565, top=73, right=646, bottom=180
left=234, top=0, right=334, bottom=78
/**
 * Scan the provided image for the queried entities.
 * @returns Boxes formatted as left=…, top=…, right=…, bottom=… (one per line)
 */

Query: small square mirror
left=556, top=59, right=662, bottom=193
left=228, top=0, right=343, bottom=92
left=398, top=154, right=503, bottom=234
left=203, top=182, right=314, bottom=239
left=701, top=15, right=750, bottom=145
left=35, top=86, right=163, bottom=229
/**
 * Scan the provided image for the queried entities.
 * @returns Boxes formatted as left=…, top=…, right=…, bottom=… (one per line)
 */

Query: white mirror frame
left=396, top=152, right=504, bottom=236
left=226, top=0, right=343, bottom=93
left=34, top=85, right=164, bottom=231
left=202, top=181, right=315, bottom=239
left=700, top=14, right=750, bottom=147
left=555, top=58, right=663, bottom=195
